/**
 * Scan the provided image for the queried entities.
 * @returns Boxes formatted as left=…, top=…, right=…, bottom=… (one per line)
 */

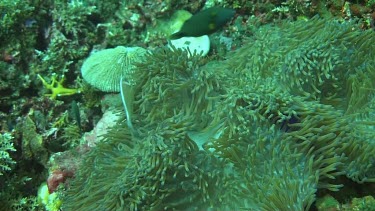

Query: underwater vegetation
left=63, top=16, right=375, bottom=210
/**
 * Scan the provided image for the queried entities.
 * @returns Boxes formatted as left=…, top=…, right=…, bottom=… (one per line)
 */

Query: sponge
left=37, top=183, right=62, bottom=211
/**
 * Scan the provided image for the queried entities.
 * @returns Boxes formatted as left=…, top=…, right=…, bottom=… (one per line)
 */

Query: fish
left=170, top=7, right=235, bottom=40
left=70, top=100, right=82, bottom=133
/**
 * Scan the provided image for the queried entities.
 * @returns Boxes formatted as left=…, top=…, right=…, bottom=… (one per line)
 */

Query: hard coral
left=80, top=46, right=147, bottom=92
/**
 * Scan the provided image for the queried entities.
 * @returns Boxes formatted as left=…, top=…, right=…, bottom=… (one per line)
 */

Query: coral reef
left=63, top=16, right=375, bottom=210
left=1, top=0, right=375, bottom=210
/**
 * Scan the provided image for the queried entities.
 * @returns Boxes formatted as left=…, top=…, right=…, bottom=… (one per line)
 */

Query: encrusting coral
left=63, top=17, right=375, bottom=210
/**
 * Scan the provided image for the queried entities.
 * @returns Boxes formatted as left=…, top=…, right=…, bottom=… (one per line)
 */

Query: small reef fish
left=71, top=100, right=82, bottom=133
left=170, top=7, right=235, bottom=39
